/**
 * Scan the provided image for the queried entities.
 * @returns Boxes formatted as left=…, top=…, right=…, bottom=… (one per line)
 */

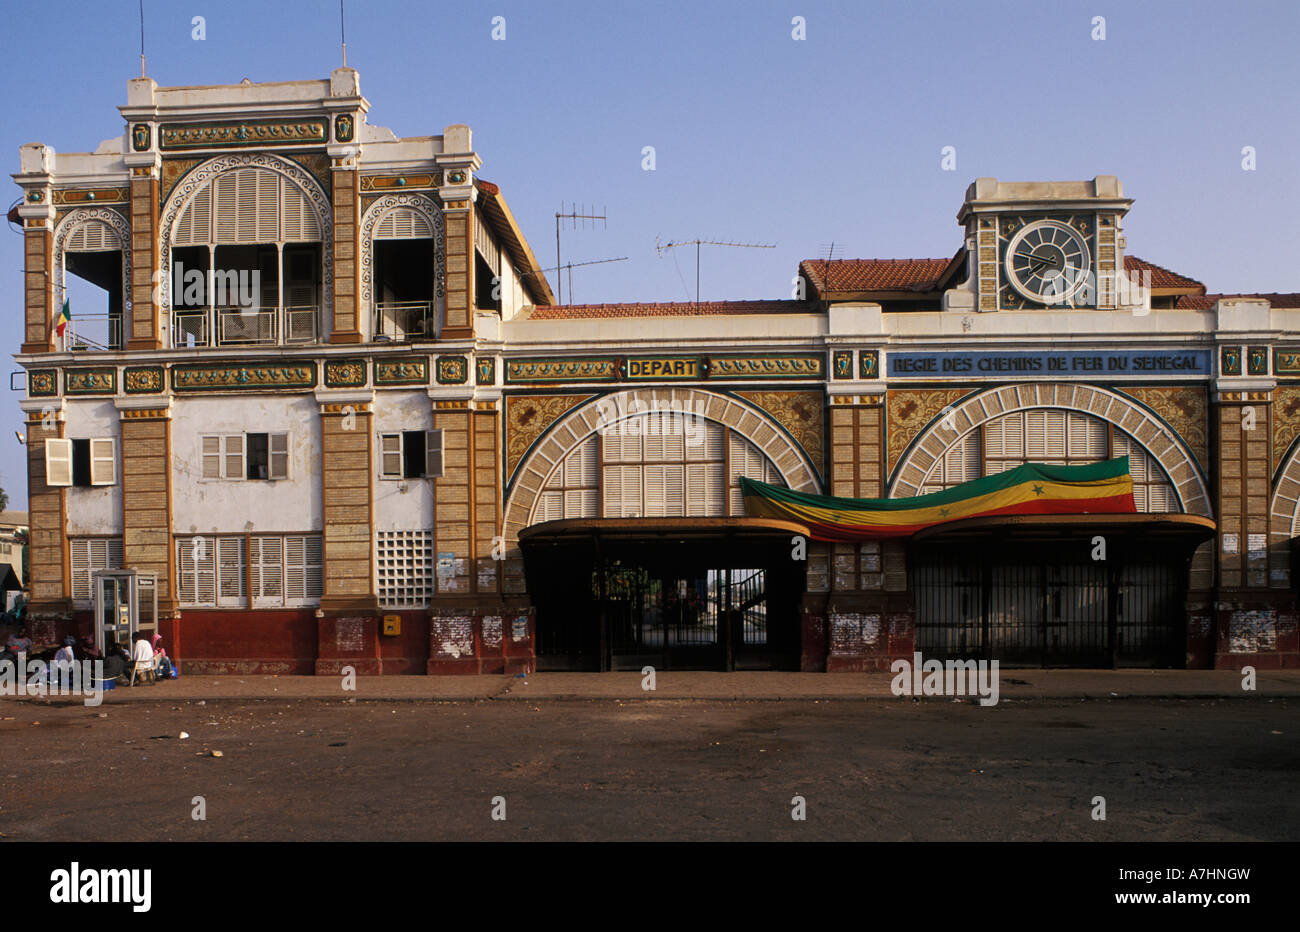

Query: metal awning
left=519, top=516, right=811, bottom=545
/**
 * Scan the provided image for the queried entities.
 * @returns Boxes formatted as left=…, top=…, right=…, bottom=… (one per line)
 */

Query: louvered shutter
left=176, top=539, right=195, bottom=605
left=304, top=536, right=324, bottom=600
left=66, top=220, right=118, bottom=252
left=375, top=208, right=432, bottom=239
left=224, top=435, right=244, bottom=479
left=45, top=438, right=73, bottom=487
left=425, top=430, right=443, bottom=478
left=202, top=436, right=221, bottom=478
left=71, top=540, right=90, bottom=601
left=216, top=536, right=243, bottom=606
left=253, top=535, right=283, bottom=606
left=175, top=186, right=212, bottom=247
left=536, top=491, right=563, bottom=522
left=280, top=180, right=321, bottom=242
left=1068, top=412, right=1108, bottom=459
left=380, top=433, right=402, bottom=477
left=283, top=536, right=305, bottom=602
left=89, top=438, right=116, bottom=486
left=269, top=432, right=289, bottom=479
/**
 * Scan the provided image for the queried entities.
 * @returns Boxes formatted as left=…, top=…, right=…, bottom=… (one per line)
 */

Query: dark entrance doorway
left=908, top=514, right=1215, bottom=668
left=521, top=518, right=808, bottom=671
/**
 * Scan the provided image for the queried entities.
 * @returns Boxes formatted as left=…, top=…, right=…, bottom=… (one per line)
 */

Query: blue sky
left=3, top=0, right=1298, bottom=503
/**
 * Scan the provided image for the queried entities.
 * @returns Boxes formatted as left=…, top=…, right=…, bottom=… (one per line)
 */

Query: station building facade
left=11, top=71, right=1300, bottom=673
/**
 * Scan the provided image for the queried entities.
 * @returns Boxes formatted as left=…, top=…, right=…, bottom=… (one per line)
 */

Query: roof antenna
left=138, top=0, right=147, bottom=77
left=655, top=238, right=776, bottom=308
left=340, top=0, right=347, bottom=66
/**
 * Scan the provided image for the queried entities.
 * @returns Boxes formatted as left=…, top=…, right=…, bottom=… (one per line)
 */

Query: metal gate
left=912, top=543, right=1186, bottom=667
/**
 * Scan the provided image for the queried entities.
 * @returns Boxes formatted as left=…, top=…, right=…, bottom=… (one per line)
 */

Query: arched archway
left=503, top=388, right=821, bottom=542
left=157, top=153, right=333, bottom=336
left=890, top=382, right=1211, bottom=517
left=53, top=207, right=132, bottom=346
left=358, top=193, right=445, bottom=339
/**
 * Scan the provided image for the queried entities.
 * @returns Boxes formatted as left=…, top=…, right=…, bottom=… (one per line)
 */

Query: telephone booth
left=91, top=569, right=158, bottom=655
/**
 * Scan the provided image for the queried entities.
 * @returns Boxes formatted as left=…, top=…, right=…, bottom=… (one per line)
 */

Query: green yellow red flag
left=741, top=457, right=1137, bottom=542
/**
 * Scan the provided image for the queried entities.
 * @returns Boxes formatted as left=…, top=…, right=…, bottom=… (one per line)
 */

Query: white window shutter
left=255, top=535, right=283, bottom=604
left=216, top=536, right=243, bottom=605
left=89, top=438, right=116, bottom=486
left=224, top=434, right=244, bottom=479
left=202, top=435, right=221, bottom=479
left=45, top=438, right=72, bottom=487
left=176, top=539, right=195, bottom=605
left=248, top=537, right=262, bottom=601
left=380, top=433, right=401, bottom=477
left=70, top=540, right=90, bottom=601
left=284, top=535, right=306, bottom=601
left=426, top=430, right=443, bottom=478
left=269, top=432, right=289, bottom=480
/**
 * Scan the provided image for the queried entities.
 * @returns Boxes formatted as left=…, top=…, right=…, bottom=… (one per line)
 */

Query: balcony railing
left=171, top=305, right=319, bottom=348
left=374, top=301, right=435, bottom=342
left=62, top=314, right=123, bottom=352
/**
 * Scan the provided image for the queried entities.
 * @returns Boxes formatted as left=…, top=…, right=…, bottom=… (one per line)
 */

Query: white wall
left=171, top=395, right=322, bottom=534
left=372, top=390, right=435, bottom=532
left=63, top=399, right=122, bottom=535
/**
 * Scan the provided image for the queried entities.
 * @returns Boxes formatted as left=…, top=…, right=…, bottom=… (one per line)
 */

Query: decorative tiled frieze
left=1117, top=385, right=1208, bottom=472
left=476, top=357, right=496, bottom=386
left=171, top=363, right=317, bottom=391
left=1221, top=346, right=1243, bottom=376
left=52, top=187, right=129, bottom=206
left=28, top=370, right=58, bottom=396
left=1247, top=346, right=1269, bottom=376
left=707, top=354, right=824, bottom=379
left=437, top=356, right=469, bottom=384
left=324, top=358, right=367, bottom=388
left=832, top=351, right=853, bottom=379
left=123, top=367, right=164, bottom=394
left=1274, top=348, right=1300, bottom=376
left=505, top=358, right=619, bottom=384
left=374, top=356, right=429, bottom=386
left=360, top=173, right=442, bottom=192
left=859, top=350, right=879, bottom=379
left=160, top=119, right=328, bottom=150
left=64, top=367, right=116, bottom=395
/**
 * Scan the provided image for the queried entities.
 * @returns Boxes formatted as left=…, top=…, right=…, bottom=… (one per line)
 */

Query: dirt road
left=1, top=697, right=1294, bottom=841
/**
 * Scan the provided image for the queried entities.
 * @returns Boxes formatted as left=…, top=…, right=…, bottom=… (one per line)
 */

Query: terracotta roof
left=1176, top=293, right=1300, bottom=310
left=1124, top=256, right=1204, bottom=292
left=799, top=258, right=950, bottom=294
left=529, top=300, right=813, bottom=320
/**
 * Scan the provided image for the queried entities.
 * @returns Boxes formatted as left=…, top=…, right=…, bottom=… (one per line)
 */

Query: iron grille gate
left=911, top=543, right=1186, bottom=667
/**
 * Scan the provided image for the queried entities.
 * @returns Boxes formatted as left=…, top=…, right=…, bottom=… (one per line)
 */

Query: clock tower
left=945, top=176, right=1144, bottom=313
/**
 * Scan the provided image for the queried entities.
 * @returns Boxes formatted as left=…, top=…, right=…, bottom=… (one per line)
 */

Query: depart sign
left=626, top=356, right=701, bottom=380
left=887, top=349, right=1212, bottom=378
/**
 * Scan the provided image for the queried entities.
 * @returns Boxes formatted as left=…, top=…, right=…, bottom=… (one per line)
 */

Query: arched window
left=529, top=412, right=784, bottom=523
left=365, top=198, right=444, bottom=342
left=170, top=166, right=324, bottom=347
left=920, top=409, right=1178, bottom=512
left=53, top=209, right=130, bottom=351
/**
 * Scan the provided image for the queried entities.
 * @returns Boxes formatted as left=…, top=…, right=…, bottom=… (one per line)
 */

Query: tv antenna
left=656, top=237, right=776, bottom=307
left=815, top=240, right=847, bottom=301
left=523, top=256, right=629, bottom=306
left=555, top=203, right=607, bottom=304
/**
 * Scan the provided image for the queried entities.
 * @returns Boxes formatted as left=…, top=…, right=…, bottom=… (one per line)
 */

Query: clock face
left=1004, top=219, right=1092, bottom=304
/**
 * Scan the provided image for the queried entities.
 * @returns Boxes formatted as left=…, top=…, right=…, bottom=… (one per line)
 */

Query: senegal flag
left=741, top=457, right=1137, bottom=542
left=55, top=299, right=70, bottom=337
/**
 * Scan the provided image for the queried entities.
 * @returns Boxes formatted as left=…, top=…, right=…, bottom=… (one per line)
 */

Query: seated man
left=5, top=626, right=32, bottom=655
left=131, top=635, right=155, bottom=683
left=101, top=642, right=130, bottom=681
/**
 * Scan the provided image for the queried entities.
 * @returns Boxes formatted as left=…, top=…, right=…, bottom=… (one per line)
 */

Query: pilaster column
left=124, top=152, right=162, bottom=350
left=117, top=398, right=175, bottom=615
left=20, top=399, right=70, bottom=615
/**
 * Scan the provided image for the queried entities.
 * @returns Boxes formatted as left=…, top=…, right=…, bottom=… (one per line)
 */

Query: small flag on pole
left=55, top=299, right=70, bottom=337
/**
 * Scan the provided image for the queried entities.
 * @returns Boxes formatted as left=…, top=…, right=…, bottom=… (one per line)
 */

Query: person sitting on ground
left=150, top=634, right=172, bottom=679
left=6, top=626, right=32, bottom=655
left=53, top=636, right=76, bottom=667
left=0, top=642, right=16, bottom=670
left=100, top=641, right=130, bottom=682
left=75, top=635, right=98, bottom=661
